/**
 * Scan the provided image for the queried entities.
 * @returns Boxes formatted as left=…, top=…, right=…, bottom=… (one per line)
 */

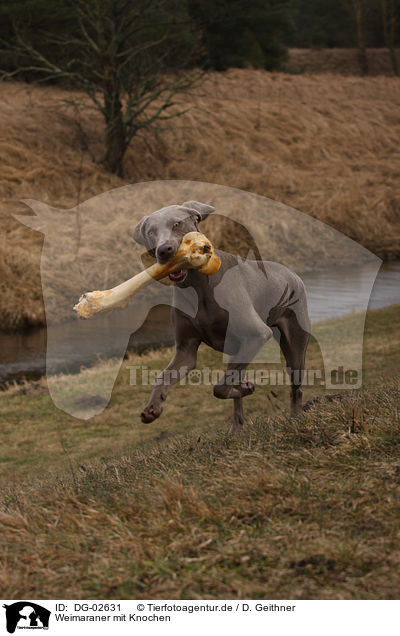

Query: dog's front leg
left=141, top=338, right=200, bottom=423
left=214, top=322, right=273, bottom=435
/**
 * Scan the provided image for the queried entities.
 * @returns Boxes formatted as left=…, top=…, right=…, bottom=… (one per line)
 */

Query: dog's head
left=133, top=200, right=215, bottom=283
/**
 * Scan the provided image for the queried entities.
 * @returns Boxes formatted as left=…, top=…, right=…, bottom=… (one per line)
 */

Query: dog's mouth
left=168, top=269, right=188, bottom=283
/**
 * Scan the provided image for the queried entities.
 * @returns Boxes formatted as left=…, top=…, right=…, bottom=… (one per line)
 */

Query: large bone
left=73, top=231, right=220, bottom=319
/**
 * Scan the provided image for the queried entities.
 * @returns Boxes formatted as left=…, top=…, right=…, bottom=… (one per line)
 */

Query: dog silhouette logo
left=16, top=181, right=381, bottom=419
left=3, top=602, right=50, bottom=633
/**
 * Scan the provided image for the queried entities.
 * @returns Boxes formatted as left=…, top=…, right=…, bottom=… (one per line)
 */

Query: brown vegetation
left=1, top=65, right=400, bottom=330
left=0, top=301, right=399, bottom=598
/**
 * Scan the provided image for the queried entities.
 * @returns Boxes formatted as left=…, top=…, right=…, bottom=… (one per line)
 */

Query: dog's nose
left=156, top=242, right=175, bottom=263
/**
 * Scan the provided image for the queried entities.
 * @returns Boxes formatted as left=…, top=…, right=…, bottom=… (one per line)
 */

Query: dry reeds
left=1, top=65, right=399, bottom=329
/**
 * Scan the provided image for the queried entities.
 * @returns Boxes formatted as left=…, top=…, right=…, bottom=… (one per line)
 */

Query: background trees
left=1, top=0, right=399, bottom=175
left=1, top=0, right=202, bottom=176
left=187, top=0, right=293, bottom=70
left=2, top=0, right=399, bottom=74
left=381, top=0, right=399, bottom=74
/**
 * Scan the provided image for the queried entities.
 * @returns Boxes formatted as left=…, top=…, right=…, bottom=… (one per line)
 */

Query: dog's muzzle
left=156, top=242, right=176, bottom=264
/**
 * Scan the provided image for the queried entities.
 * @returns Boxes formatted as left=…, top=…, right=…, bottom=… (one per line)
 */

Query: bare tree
left=381, top=0, right=399, bottom=75
left=343, top=0, right=370, bottom=75
left=2, top=0, right=202, bottom=176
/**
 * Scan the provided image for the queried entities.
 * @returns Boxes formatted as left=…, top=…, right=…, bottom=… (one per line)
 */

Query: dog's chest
left=193, top=291, right=229, bottom=350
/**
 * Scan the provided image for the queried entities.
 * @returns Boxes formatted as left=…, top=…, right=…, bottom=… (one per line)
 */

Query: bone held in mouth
left=73, top=231, right=221, bottom=319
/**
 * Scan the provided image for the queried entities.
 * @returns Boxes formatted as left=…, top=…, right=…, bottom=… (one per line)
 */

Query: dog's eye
left=173, top=221, right=181, bottom=228
left=148, top=230, right=154, bottom=237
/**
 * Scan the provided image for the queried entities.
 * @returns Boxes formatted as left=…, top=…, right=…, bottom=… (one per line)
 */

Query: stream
left=0, top=261, right=399, bottom=385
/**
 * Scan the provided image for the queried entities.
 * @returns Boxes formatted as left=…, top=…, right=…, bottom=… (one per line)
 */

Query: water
left=0, top=261, right=399, bottom=385
left=302, top=261, right=400, bottom=322
left=0, top=304, right=175, bottom=386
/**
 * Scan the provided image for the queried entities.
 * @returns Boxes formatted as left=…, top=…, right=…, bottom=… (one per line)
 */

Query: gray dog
left=133, top=201, right=311, bottom=434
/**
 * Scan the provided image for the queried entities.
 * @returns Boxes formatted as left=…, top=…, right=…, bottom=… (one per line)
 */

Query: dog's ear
left=182, top=201, right=215, bottom=222
left=133, top=215, right=149, bottom=246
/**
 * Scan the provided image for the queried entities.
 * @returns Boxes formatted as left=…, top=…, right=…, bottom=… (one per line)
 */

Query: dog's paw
left=141, top=403, right=163, bottom=423
left=240, top=381, right=255, bottom=396
left=214, top=381, right=255, bottom=399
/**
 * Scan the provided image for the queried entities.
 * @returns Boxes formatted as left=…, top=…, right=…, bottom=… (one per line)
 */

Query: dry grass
left=1, top=66, right=400, bottom=329
left=0, top=304, right=399, bottom=598
left=1, top=379, right=400, bottom=599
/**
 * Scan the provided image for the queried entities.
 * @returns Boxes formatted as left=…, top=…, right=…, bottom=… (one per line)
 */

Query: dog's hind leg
left=214, top=364, right=252, bottom=436
left=229, top=397, right=246, bottom=435
left=275, top=309, right=310, bottom=417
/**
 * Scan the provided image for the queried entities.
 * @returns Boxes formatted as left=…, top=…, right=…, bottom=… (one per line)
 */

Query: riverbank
left=0, top=302, right=398, bottom=479
left=2, top=260, right=399, bottom=387
left=1, top=69, right=400, bottom=330
left=0, top=303, right=399, bottom=598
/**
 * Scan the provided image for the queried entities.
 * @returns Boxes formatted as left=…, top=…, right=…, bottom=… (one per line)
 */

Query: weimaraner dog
left=133, top=201, right=311, bottom=434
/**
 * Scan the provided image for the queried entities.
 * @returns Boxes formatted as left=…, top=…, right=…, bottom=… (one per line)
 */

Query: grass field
left=1, top=62, right=400, bottom=330
left=0, top=303, right=399, bottom=598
